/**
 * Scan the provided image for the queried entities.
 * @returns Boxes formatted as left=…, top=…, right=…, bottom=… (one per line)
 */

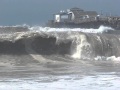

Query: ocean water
left=0, top=25, right=120, bottom=89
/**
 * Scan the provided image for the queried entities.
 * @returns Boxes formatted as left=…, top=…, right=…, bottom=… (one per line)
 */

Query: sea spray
left=72, top=34, right=92, bottom=59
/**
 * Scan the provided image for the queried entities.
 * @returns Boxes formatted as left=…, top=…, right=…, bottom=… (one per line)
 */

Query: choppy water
left=0, top=25, right=120, bottom=90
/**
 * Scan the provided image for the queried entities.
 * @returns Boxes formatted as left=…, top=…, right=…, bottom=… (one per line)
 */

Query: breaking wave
left=29, top=25, right=114, bottom=33
left=0, top=25, right=120, bottom=62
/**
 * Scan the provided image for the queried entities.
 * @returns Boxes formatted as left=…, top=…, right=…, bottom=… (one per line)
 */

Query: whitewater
left=0, top=25, right=120, bottom=90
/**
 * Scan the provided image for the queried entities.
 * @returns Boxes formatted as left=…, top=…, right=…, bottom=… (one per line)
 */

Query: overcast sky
left=0, top=0, right=119, bottom=25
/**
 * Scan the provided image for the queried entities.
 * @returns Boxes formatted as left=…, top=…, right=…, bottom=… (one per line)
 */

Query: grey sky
left=0, top=0, right=119, bottom=25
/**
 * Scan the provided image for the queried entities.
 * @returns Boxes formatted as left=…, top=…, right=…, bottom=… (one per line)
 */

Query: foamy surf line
left=0, top=25, right=114, bottom=34
left=94, top=56, right=120, bottom=61
left=0, top=74, right=120, bottom=90
left=0, top=24, right=30, bottom=28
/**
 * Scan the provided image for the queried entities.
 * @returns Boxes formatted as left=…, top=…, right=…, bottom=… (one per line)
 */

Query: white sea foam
left=72, top=34, right=91, bottom=59
left=0, top=75, right=120, bottom=90
left=29, top=25, right=114, bottom=33
left=95, top=56, right=120, bottom=62
left=0, top=24, right=30, bottom=28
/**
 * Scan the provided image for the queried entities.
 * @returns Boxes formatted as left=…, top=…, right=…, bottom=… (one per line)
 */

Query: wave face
left=72, top=33, right=120, bottom=59
left=0, top=25, right=120, bottom=63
